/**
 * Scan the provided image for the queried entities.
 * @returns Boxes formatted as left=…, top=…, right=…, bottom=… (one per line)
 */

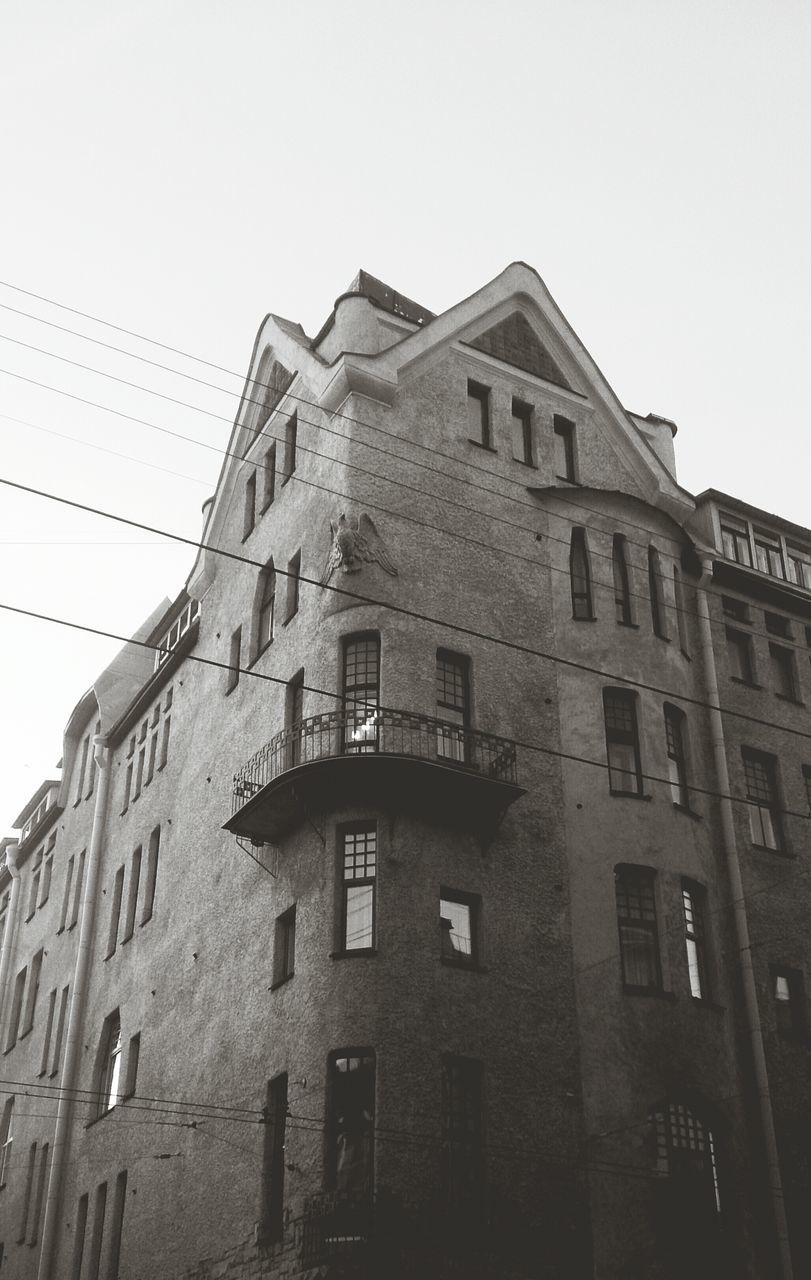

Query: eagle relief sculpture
left=319, top=513, right=398, bottom=585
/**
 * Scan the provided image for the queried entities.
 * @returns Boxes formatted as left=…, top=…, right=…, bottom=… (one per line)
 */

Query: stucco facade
left=0, top=264, right=808, bottom=1279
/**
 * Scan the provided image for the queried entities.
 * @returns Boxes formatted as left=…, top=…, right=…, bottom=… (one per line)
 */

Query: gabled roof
left=12, top=779, right=60, bottom=830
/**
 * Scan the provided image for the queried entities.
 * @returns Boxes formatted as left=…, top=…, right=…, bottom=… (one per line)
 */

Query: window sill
left=467, top=439, right=497, bottom=453
left=513, top=457, right=537, bottom=469
left=270, top=973, right=294, bottom=992
left=691, top=997, right=725, bottom=1012
left=730, top=677, right=761, bottom=689
left=623, top=987, right=676, bottom=1001
left=331, top=948, right=377, bottom=960
left=775, top=693, right=804, bottom=706
left=85, top=1107, right=115, bottom=1131
left=440, top=956, right=487, bottom=973
left=282, top=612, right=298, bottom=627
left=554, top=474, right=580, bottom=484
left=572, top=615, right=597, bottom=623
left=260, top=500, right=275, bottom=516
left=751, top=843, right=794, bottom=859
left=241, top=529, right=255, bottom=544
left=609, top=790, right=652, bottom=801
left=281, top=473, right=294, bottom=487
left=672, top=803, right=702, bottom=822
left=248, top=641, right=273, bottom=670
left=616, top=620, right=639, bottom=629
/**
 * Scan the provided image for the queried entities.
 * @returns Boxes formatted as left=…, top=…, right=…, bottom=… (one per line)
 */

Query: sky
left=0, top=0, right=808, bottom=830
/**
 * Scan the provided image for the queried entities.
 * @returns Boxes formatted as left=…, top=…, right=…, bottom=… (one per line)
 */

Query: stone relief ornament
left=319, top=513, right=398, bottom=585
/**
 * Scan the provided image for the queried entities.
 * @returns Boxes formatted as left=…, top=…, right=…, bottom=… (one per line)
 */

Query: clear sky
left=1, top=0, right=808, bottom=830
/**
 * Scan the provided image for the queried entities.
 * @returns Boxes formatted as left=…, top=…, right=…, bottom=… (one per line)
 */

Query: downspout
left=0, top=841, right=22, bottom=1028
left=37, top=735, right=111, bottom=1280
left=695, top=556, right=793, bottom=1280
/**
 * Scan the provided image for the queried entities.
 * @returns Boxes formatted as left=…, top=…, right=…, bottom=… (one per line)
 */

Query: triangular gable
left=241, top=357, right=295, bottom=457
left=466, top=310, right=571, bottom=389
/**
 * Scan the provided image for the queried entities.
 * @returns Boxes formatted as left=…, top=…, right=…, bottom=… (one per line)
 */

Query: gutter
left=0, top=841, right=22, bottom=1029
left=695, top=557, right=793, bottom=1279
left=37, top=735, right=111, bottom=1280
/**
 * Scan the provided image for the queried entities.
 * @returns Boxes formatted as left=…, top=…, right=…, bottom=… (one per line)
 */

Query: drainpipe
left=695, top=557, right=793, bottom=1279
left=38, top=735, right=111, bottom=1280
left=0, top=840, right=22, bottom=1028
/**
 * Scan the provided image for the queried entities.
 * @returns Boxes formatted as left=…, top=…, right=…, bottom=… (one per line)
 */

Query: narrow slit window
left=141, top=826, right=161, bottom=925
left=570, top=528, right=593, bottom=620
left=121, top=846, right=142, bottom=944
left=242, top=470, right=256, bottom=540
left=742, top=749, right=783, bottom=851
left=69, top=850, right=86, bottom=929
left=86, top=1181, right=107, bottom=1280
left=226, top=626, right=242, bottom=694
left=664, top=704, right=689, bottom=808
left=256, top=562, right=276, bottom=655
left=39, top=989, right=57, bottom=1076
left=261, top=443, right=276, bottom=510
left=613, top=534, right=632, bottom=625
left=467, top=381, right=491, bottom=449
left=648, top=546, right=668, bottom=638
left=50, top=986, right=69, bottom=1076
left=603, top=689, right=643, bottom=795
left=106, top=867, right=125, bottom=959
left=682, top=881, right=709, bottom=1000
left=262, top=1074, right=288, bottom=1243
left=553, top=416, right=576, bottom=481
left=511, top=398, right=533, bottom=464
left=341, top=825, right=377, bottom=952
left=442, top=1055, right=484, bottom=1204
left=21, top=949, right=43, bottom=1038
left=615, top=865, right=661, bottom=991
left=273, top=906, right=296, bottom=986
left=286, top=550, right=301, bottom=621
left=282, top=411, right=297, bottom=484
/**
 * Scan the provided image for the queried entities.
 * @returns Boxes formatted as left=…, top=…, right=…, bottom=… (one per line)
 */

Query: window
left=121, top=846, right=142, bottom=944
left=467, top=381, right=491, bottom=449
left=652, top=1101, right=721, bottom=1217
left=86, top=721, right=100, bottom=799
left=720, top=515, right=751, bottom=566
left=0, top=1098, right=13, bottom=1187
left=342, top=634, right=380, bottom=753
left=725, top=628, right=754, bottom=684
left=154, top=599, right=199, bottom=670
left=29, top=1142, right=48, bottom=1244
left=242, top=470, right=256, bottom=540
left=340, top=825, right=376, bottom=952
left=787, top=543, right=811, bottom=589
left=273, top=906, right=296, bottom=986
left=442, top=1056, right=484, bottom=1205
left=765, top=611, right=791, bottom=639
left=511, top=398, right=533, bottom=464
left=615, top=865, right=661, bottom=991
left=68, top=850, right=85, bottom=930
left=105, top=867, right=125, bottom=959
left=6, top=967, right=26, bottom=1050
left=742, top=749, right=782, bottom=851
left=86, top=1182, right=107, bottom=1280
left=648, top=546, right=668, bottom=638
left=673, top=566, right=690, bottom=655
left=18, top=1142, right=36, bottom=1242
left=141, top=826, right=160, bottom=925
left=39, top=989, right=57, bottom=1076
left=226, top=626, right=241, bottom=694
left=282, top=410, right=297, bottom=484
left=0, top=892, right=7, bottom=952
left=769, top=643, right=798, bottom=701
left=262, top=1074, right=288, bottom=1243
left=39, top=832, right=56, bottom=907
left=440, top=891, right=478, bottom=966
left=74, top=734, right=90, bottom=804
left=285, top=550, right=301, bottom=621
left=603, top=689, right=643, bottom=796
left=158, top=700, right=171, bottom=770
left=436, top=650, right=470, bottom=762
left=803, top=765, right=811, bottom=815
left=123, top=1032, right=140, bottom=1098
left=97, top=1015, right=123, bottom=1116
left=70, top=1193, right=88, bottom=1280
left=612, top=534, right=632, bottom=625
left=107, top=1170, right=128, bottom=1279
left=754, top=529, right=785, bottom=579
left=50, top=987, right=69, bottom=1077
left=286, top=671, right=305, bottom=768
left=722, top=595, right=750, bottom=624
left=682, top=882, right=709, bottom=1000
left=261, top=443, right=276, bottom=511
left=328, top=1051, right=375, bottom=1196
left=21, top=949, right=43, bottom=1038
left=664, top=704, right=689, bottom=808
left=256, top=561, right=276, bottom=655
left=570, top=527, right=593, bottom=620
left=27, top=854, right=42, bottom=920
left=553, top=416, right=576, bottom=481
left=122, top=758, right=133, bottom=814
left=772, top=967, right=806, bottom=1038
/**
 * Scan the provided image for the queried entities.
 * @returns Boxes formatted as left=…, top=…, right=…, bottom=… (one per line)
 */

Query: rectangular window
left=122, top=762, right=133, bottom=814
left=765, top=611, right=792, bottom=639
left=261, top=443, right=276, bottom=511
left=553, top=416, right=576, bottom=481
left=70, top=1193, right=88, bottom=1280
left=615, top=865, right=661, bottom=991
left=772, top=967, right=806, bottom=1038
left=570, top=527, right=593, bottom=619
left=27, top=855, right=42, bottom=920
left=328, top=1051, right=375, bottom=1196
left=725, top=627, right=754, bottom=684
left=273, top=906, right=296, bottom=986
left=769, top=643, right=798, bottom=701
left=141, top=826, right=160, bottom=925
left=467, top=381, right=491, bottom=449
left=74, top=735, right=90, bottom=804
left=107, top=1170, right=128, bottom=1279
left=39, top=833, right=55, bottom=907
left=132, top=743, right=146, bottom=801
left=442, top=1055, right=484, bottom=1205
left=282, top=411, right=297, bottom=484
left=786, top=544, right=811, bottom=588
left=158, top=714, right=171, bottom=770
left=18, top=1142, right=37, bottom=1242
left=286, top=671, right=305, bottom=768
left=720, top=515, right=752, bottom=566
left=39, top=989, right=57, bottom=1076
left=0, top=1098, right=13, bottom=1187
left=648, top=546, right=668, bottom=639
left=682, top=881, right=708, bottom=1000
left=286, top=550, right=301, bottom=621
left=121, top=846, right=142, bottom=944
left=673, top=567, right=690, bottom=655
left=742, top=749, right=783, bottom=851
left=436, top=650, right=469, bottom=762
left=106, top=867, right=125, bottom=959
left=439, top=890, right=478, bottom=966
left=603, top=689, right=643, bottom=795
left=664, top=704, right=689, bottom=808
left=226, top=627, right=241, bottom=693
left=263, top=1074, right=288, bottom=1243
left=21, top=949, right=43, bottom=1038
left=342, top=634, right=380, bottom=754
left=510, top=398, right=533, bottom=464
left=803, top=765, right=811, bottom=816
left=722, top=595, right=750, bottom=624
left=29, top=1141, right=48, bottom=1244
left=50, top=986, right=69, bottom=1077
left=6, top=967, right=27, bottom=1050
left=124, top=1032, right=140, bottom=1098
left=86, top=1181, right=107, bottom=1280
left=341, top=825, right=376, bottom=952
left=754, top=529, right=785, bottom=579
left=85, top=723, right=99, bottom=799
left=242, top=470, right=256, bottom=540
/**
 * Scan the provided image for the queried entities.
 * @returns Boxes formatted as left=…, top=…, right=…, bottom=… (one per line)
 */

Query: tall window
left=39, top=989, right=57, bottom=1076
left=70, top=1193, right=88, bottom=1280
left=256, top=561, right=276, bottom=655
left=553, top=416, right=576, bottom=481
left=720, top=515, right=751, bottom=566
left=286, top=671, right=305, bottom=768
left=612, top=534, right=632, bottom=625
left=342, top=634, right=380, bottom=753
left=511, top=398, right=533, bottom=464
left=440, top=891, right=478, bottom=966
left=261, top=443, right=276, bottom=511
left=105, top=866, right=125, bottom=959
left=340, top=825, right=376, bottom=952
left=803, top=765, right=811, bottom=816
left=226, top=626, right=242, bottom=694
left=0, top=1097, right=13, bottom=1187
left=682, top=881, right=708, bottom=1000
left=242, top=471, right=256, bottom=540
left=328, top=1051, right=375, bottom=1196
left=442, top=1055, right=484, bottom=1205
left=664, top=704, right=689, bottom=808
left=648, top=546, right=667, bottom=638
left=768, top=643, right=798, bottom=701
left=615, top=865, right=661, bottom=991
left=21, top=949, right=43, bottom=1038
left=754, top=529, right=784, bottom=578
left=74, top=734, right=90, bottom=804
left=787, top=543, right=811, bottom=588
left=107, top=1170, right=128, bottom=1279
left=141, top=826, right=161, bottom=925
left=285, top=550, right=301, bottom=621
left=86, top=1182, right=107, bottom=1280
left=725, top=628, right=754, bottom=684
left=282, top=411, right=297, bottom=484
left=467, top=381, right=491, bottom=449
left=263, top=1074, right=288, bottom=1243
left=771, top=967, right=806, bottom=1038
left=97, top=1014, right=123, bottom=1116
left=436, top=650, right=470, bottom=762
left=742, top=749, right=782, bottom=851
left=121, top=845, right=142, bottom=944
left=6, top=966, right=26, bottom=1050
left=651, top=1100, right=721, bottom=1216
left=673, top=566, right=690, bottom=654
left=273, top=906, right=296, bottom=986
left=570, top=528, right=593, bottom=620
left=50, top=986, right=69, bottom=1077
left=603, top=689, right=643, bottom=795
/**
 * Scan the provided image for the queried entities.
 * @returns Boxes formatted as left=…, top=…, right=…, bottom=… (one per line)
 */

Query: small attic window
left=553, top=417, right=576, bottom=482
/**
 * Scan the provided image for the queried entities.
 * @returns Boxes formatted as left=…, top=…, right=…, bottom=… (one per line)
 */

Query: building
left=0, top=263, right=808, bottom=1279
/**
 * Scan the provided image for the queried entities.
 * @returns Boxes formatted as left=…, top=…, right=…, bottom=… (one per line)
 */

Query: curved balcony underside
left=224, top=707, right=525, bottom=845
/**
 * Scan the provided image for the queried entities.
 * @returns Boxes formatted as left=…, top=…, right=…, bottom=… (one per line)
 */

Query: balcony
left=224, top=707, right=525, bottom=845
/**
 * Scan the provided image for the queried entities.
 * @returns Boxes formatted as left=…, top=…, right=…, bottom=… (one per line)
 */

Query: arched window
left=570, top=528, right=593, bottom=620
left=648, top=546, right=668, bottom=638
left=96, top=1013, right=122, bottom=1117
left=651, top=1099, right=721, bottom=1226
left=612, top=534, right=632, bottom=624
left=255, top=561, right=276, bottom=657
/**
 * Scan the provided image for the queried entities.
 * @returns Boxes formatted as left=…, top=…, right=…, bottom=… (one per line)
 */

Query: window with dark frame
left=226, top=626, right=242, bottom=693
left=342, top=634, right=380, bottom=754
left=107, top=1170, right=128, bottom=1279
left=439, top=891, right=478, bottom=965
left=722, top=595, right=750, bottom=624
left=436, top=650, right=470, bottom=762
left=263, top=1074, right=288, bottom=1243
left=242, top=471, right=256, bottom=541
left=273, top=906, right=296, bottom=986
left=720, top=515, right=751, bottom=566
left=286, top=550, right=301, bottom=621
left=664, top=704, right=689, bottom=808
left=613, top=534, right=633, bottom=625
left=340, top=825, right=376, bottom=952
left=511, top=398, right=533, bottom=464
left=651, top=1100, right=721, bottom=1216
left=261, top=443, right=276, bottom=511
left=769, top=643, right=798, bottom=701
left=256, top=562, right=276, bottom=655
left=725, top=628, right=754, bottom=684
left=442, top=1055, right=484, bottom=1206
left=682, top=881, right=709, bottom=1000
left=553, top=416, right=576, bottom=481
left=603, top=689, right=643, bottom=795
left=772, top=967, right=806, bottom=1038
left=328, top=1051, right=375, bottom=1197
left=648, top=546, right=668, bottom=638
left=787, top=544, right=811, bottom=588
left=467, top=381, right=491, bottom=449
left=754, top=529, right=785, bottom=579
left=282, top=411, right=297, bottom=484
left=742, top=749, right=783, bottom=851
left=614, top=865, right=661, bottom=992
left=765, top=611, right=792, bottom=639
left=673, top=566, right=690, bottom=655
left=570, top=527, right=593, bottom=620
